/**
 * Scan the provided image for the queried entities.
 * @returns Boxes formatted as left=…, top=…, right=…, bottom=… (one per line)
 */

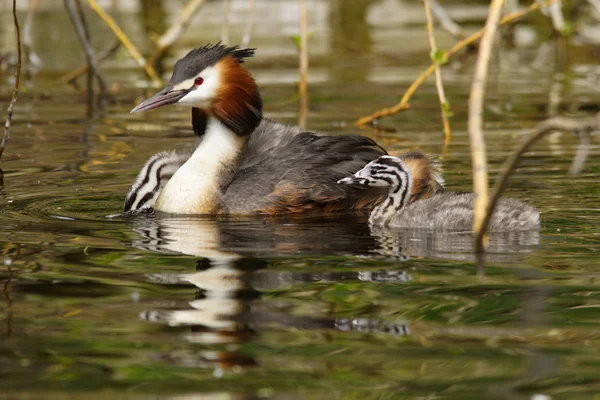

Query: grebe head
left=338, top=152, right=444, bottom=201
left=130, top=43, right=263, bottom=136
left=338, top=156, right=411, bottom=193
left=339, top=156, right=413, bottom=225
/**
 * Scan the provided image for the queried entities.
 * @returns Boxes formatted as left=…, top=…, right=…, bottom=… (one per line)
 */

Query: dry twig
left=469, top=0, right=504, bottom=273
left=241, top=0, right=256, bottom=47
left=148, top=0, right=207, bottom=67
left=221, top=0, right=232, bottom=44
left=298, top=0, right=309, bottom=129
left=65, top=0, right=106, bottom=101
left=74, top=0, right=93, bottom=97
left=22, top=0, right=39, bottom=68
left=543, top=0, right=567, bottom=32
left=61, top=40, right=120, bottom=84
left=424, top=0, right=451, bottom=144
left=355, top=0, right=559, bottom=127
left=429, top=0, right=466, bottom=39
left=475, top=115, right=599, bottom=266
left=0, top=0, right=22, bottom=162
left=84, top=0, right=162, bottom=85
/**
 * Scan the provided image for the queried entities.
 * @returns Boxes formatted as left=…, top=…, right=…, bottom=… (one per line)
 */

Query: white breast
left=155, top=118, right=244, bottom=214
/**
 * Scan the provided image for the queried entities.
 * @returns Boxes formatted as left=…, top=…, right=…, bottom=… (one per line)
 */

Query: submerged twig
left=355, top=0, right=559, bottom=127
left=0, top=0, right=22, bottom=162
left=429, top=0, right=466, bottom=39
left=148, top=0, right=207, bottom=67
left=424, top=0, right=451, bottom=144
left=241, top=0, right=256, bottom=47
left=84, top=0, right=162, bottom=85
left=298, top=0, right=309, bottom=129
left=476, top=115, right=598, bottom=265
left=64, top=0, right=106, bottom=104
left=61, top=40, right=120, bottom=84
left=470, top=0, right=504, bottom=274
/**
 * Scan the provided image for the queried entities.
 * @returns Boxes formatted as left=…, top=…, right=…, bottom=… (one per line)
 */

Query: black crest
left=169, top=43, right=256, bottom=85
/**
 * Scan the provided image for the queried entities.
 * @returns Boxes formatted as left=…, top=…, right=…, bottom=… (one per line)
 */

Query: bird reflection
left=132, top=215, right=413, bottom=370
left=130, top=214, right=538, bottom=370
left=370, top=225, right=540, bottom=263
left=131, top=213, right=539, bottom=262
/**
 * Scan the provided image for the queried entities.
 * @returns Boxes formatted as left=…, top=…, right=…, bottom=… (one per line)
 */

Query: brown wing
left=222, top=124, right=387, bottom=214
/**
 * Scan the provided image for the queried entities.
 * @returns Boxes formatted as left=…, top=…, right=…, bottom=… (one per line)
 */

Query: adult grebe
left=125, top=43, right=444, bottom=215
left=338, top=155, right=540, bottom=231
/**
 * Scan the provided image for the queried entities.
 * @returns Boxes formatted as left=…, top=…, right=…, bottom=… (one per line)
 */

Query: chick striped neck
left=124, top=150, right=191, bottom=213
left=369, top=161, right=413, bottom=226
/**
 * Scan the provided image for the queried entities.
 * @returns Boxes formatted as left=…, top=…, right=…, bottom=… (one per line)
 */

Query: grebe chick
left=339, top=155, right=540, bottom=231
left=126, top=43, right=413, bottom=215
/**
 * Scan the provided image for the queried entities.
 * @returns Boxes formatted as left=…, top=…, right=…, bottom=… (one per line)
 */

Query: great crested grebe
left=125, top=43, right=444, bottom=215
left=339, top=155, right=540, bottom=231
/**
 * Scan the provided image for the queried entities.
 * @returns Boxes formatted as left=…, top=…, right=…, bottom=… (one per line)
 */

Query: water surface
left=1, top=1, right=600, bottom=399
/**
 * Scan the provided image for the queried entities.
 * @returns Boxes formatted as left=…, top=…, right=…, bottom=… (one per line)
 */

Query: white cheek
left=176, top=67, right=220, bottom=108
left=176, top=90, right=210, bottom=107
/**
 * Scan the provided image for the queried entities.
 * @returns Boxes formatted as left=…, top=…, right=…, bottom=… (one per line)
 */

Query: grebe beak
left=337, top=176, right=368, bottom=189
left=130, top=87, right=190, bottom=113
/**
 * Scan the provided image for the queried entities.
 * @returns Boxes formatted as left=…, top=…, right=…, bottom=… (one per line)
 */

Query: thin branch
left=22, top=0, right=39, bottom=68
left=84, top=0, right=162, bottom=85
left=241, top=0, right=256, bottom=47
left=588, top=0, right=600, bottom=13
left=298, top=0, right=309, bottom=129
left=429, top=0, right=466, bottom=39
left=148, top=0, right=207, bottom=67
left=221, top=0, right=231, bottom=44
left=470, top=0, right=504, bottom=274
left=61, top=40, right=120, bottom=84
left=64, top=0, right=106, bottom=98
left=569, top=127, right=593, bottom=176
left=355, top=0, right=560, bottom=127
left=475, top=115, right=599, bottom=264
left=74, top=0, right=97, bottom=111
left=424, top=0, right=451, bottom=143
left=546, top=0, right=566, bottom=33
left=0, top=0, right=22, bottom=162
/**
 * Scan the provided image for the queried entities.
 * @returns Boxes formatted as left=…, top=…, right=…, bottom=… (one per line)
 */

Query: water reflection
left=128, top=213, right=542, bottom=371
left=137, top=253, right=411, bottom=370
left=372, top=225, right=540, bottom=263
left=131, top=214, right=540, bottom=262
left=3, top=0, right=599, bottom=394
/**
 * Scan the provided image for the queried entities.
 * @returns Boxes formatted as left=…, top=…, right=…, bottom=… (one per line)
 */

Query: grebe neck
left=369, top=165, right=413, bottom=226
left=155, top=115, right=247, bottom=214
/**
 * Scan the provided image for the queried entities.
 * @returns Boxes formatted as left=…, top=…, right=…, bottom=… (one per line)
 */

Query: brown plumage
left=213, top=55, right=262, bottom=137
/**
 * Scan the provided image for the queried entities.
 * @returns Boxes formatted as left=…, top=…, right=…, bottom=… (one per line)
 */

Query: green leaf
left=430, top=50, right=447, bottom=65
left=559, top=22, right=574, bottom=38
left=290, top=32, right=314, bottom=49
left=441, top=101, right=453, bottom=118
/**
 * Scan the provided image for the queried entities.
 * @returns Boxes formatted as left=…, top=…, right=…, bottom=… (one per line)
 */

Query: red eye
left=194, top=77, right=204, bottom=86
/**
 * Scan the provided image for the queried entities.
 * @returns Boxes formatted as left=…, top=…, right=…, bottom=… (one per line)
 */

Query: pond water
left=1, top=1, right=600, bottom=399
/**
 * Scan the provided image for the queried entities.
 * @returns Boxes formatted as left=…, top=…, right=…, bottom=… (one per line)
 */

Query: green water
left=1, top=1, right=600, bottom=399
